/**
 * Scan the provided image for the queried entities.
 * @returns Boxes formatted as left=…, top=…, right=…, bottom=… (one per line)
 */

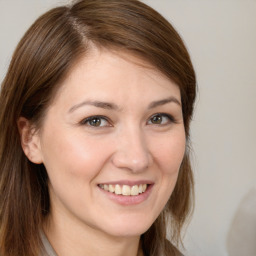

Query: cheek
left=40, top=130, right=115, bottom=215
left=41, top=129, right=114, bottom=183
left=145, top=130, right=186, bottom=220
left=151, top=131, right=186, bottom=174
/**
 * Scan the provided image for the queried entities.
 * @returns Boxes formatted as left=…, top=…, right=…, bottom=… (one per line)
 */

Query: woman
left=0, top=0, right=196, bottom=255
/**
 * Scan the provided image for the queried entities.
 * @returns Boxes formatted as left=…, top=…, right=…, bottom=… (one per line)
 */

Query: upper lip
left=98, top=180, right=154, bottom=186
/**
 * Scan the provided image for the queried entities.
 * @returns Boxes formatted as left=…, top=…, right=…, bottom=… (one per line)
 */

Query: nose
left=111, top=128, right=153, bottom=173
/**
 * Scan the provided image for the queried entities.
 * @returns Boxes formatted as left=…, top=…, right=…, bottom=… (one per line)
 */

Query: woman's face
left=33, top=49, right=185, bottom=238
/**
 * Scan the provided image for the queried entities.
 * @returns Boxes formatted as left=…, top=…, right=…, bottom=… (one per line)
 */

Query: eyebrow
left=68, top=100, right=121, bottom=113
left=148, top=96, right=181, bottom=109
left=68, top=96, right=181, bottom=113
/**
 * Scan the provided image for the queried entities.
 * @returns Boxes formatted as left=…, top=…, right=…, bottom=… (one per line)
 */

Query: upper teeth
left=99, top=184, right=147, bottom=196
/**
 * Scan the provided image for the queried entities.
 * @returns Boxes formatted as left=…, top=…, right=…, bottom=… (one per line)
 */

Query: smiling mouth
left=98, top=184, right=148, bottom=196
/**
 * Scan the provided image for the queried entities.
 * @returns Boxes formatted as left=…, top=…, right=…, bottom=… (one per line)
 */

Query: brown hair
left=0, top=0, right=196, bottom=255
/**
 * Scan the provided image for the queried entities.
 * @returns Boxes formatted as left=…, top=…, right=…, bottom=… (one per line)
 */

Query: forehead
left=52, top=48, right=181, bottom=107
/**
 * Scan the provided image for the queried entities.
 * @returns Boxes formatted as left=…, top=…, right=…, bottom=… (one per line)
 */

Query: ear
left=17, top=117, right=43, bottom=164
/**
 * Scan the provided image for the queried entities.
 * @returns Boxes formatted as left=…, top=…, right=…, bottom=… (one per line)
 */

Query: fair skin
left=19, top=49, right=186, bottom=256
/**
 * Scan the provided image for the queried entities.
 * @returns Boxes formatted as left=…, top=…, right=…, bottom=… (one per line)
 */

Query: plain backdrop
left=0, top=1, right=256, bottom=256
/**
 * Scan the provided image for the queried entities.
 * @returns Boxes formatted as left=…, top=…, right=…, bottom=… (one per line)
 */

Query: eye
left=147, top=113, right=175, bottom=125
left=81, top=116, right=111, bottom=127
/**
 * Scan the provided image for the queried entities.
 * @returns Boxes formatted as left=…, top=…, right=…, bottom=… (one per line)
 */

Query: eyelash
left=147, top=113, right=177, bottom=126
left=80, top=113, right=176, bottom=128
left=80, top=115, right=112, bottom=128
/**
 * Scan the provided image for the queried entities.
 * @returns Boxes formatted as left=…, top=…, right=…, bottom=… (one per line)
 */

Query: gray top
left=41, top=233, right=58, bottom=256
left=40, top=233, right=184, bottom=256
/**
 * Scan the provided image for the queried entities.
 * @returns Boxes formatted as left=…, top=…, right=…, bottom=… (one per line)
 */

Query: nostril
left=111, top=131, right=153, bottom=172
left=111, top=150, right=151, bottom=172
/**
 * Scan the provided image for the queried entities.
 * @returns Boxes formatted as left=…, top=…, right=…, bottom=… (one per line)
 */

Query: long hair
left=0, top=1, right=196, bottom=255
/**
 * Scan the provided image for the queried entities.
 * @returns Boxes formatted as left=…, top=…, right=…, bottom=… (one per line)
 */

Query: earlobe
left=17, top=117, right=43, bottom=164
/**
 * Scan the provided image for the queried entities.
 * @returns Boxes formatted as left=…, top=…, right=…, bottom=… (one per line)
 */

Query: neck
left=43, top=214, right=143, bottom=256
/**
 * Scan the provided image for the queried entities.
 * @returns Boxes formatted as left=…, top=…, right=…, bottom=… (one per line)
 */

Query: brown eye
left=147, top=113, right=174, bottom=125
left=151, top=115, right=162, bottom=124
left=89, top=117, right=102, bottom=127
left=81, top=116, right=110, bottom=127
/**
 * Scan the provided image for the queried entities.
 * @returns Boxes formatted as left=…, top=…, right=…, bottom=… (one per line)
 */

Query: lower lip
left=98, top=184, right=153, bottom=206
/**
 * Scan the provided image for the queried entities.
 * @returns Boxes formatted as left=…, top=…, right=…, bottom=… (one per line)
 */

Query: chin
left=100, top=215, right=155, bottom=238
